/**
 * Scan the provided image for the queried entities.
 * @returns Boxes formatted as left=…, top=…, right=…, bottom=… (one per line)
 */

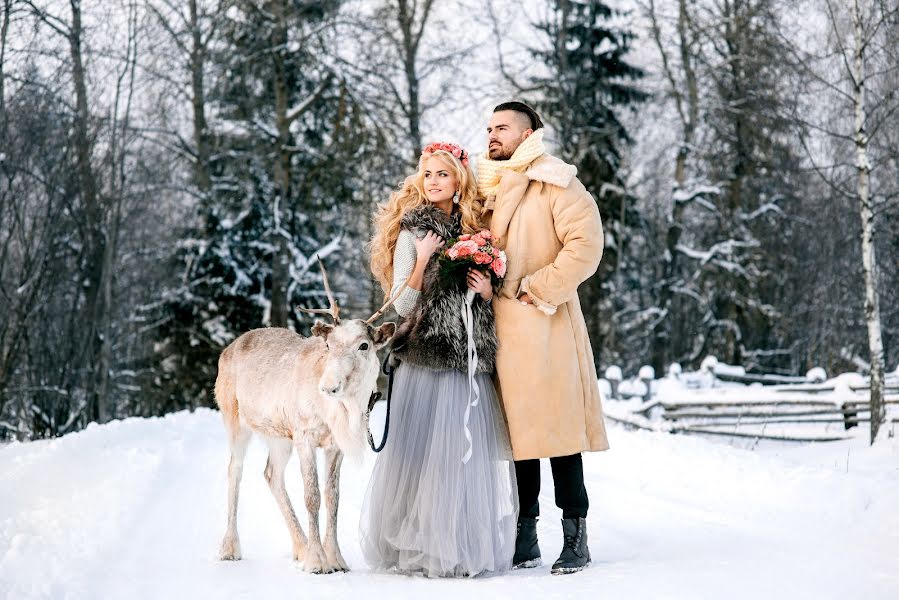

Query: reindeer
left=215, top=259, right=403, bottom=574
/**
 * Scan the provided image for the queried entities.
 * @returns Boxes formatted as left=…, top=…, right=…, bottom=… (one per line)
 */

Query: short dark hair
left=493, top=101, right=543, bottom=131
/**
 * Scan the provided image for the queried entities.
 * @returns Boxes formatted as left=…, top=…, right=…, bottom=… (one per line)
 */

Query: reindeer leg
left=322, top=445, right=348, bottom=572
left=296, top=438, right=328, bottom=573
left=220, top=426, right=251, bottom=560
left=264, top=438, right=308, bottom=561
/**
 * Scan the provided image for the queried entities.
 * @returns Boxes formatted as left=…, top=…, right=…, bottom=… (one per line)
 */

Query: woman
left=361, top=142, right=518, bottom=577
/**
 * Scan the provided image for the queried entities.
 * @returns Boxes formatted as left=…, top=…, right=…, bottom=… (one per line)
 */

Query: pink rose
left=491, top=247, right=501, bottom=257
left=452, top=148, right=462, bottom=158
left=480, top=230, right=493, bottom=240
left=458, top=233, right=471, bottom=241
left=491, top=256, right=506, bottom=278
left=447, top=246, right=459, bottom=259
left=454, top=240, right=477, bottom=257
left=474, top=251, right=493, bottom=265
left=472, top=234, right=486, bottom=246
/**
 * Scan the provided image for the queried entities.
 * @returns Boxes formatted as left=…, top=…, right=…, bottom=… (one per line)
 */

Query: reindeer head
left=297, top=259, right=404, bottom=457
left=310, top=319, right=395, bottom=399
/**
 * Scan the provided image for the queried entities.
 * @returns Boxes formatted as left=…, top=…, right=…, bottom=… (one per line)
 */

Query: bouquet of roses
left=438, top=230, right=507, bottom=293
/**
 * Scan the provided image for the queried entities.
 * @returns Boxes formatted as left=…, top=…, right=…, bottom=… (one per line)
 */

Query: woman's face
left=422, top=156, right=458, bottom=205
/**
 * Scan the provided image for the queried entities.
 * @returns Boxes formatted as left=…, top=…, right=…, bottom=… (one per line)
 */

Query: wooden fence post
left=605, top=366, right=622, bottom=400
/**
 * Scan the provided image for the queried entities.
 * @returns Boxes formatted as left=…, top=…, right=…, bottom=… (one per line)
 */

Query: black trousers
left=514, top=453, right=589, bottom=520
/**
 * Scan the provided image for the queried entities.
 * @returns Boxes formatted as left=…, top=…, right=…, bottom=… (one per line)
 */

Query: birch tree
left=787, top=0, right=898, bottom=442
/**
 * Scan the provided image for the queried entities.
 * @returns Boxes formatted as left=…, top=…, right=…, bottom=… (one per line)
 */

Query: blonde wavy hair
left=370, top=149, right=484, bottom=296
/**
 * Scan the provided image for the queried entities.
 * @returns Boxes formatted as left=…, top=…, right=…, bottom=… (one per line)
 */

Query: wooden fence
left=602, top=362, right=899, bottom=443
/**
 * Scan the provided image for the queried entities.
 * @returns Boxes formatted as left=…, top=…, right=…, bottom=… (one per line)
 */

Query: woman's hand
left=467, top=269, right=493, bottom=302
left=414, top=231, right=444, bottom=264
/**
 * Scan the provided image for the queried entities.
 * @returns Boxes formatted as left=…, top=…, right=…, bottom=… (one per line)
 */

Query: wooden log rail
left=627, top=396, right=899, bottom=433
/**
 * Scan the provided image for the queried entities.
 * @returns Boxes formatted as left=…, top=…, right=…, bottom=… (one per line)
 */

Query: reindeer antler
left=365, top=278, right=409, bottom=324
left=296, top=256, right=341, bottom=324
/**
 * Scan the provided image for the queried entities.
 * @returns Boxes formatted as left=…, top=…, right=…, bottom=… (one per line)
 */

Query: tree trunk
left=649, top=0, right=699, bottom=373
left=852, top=0, right=886, bottom=444
left=189, top=0, right=211, bottom=196
left=397, top=0, right=421, bottom=162
left=269, top=0, right=291, bottom=328
left=69, top=0, right=107, bottom=424
left=95, top=1, right=137, bottom=424
left=0, top=0, right=11, bottom=119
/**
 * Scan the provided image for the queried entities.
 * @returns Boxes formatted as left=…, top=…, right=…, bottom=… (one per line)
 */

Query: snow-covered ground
left=1, top=406, right=897, bottom=600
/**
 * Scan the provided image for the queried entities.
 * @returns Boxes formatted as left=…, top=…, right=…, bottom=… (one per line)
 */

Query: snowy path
left=1, top=408, right=897, bottom=600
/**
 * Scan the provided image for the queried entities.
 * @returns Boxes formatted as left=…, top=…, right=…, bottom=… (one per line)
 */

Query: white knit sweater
left=390, top=229, right=422, bottom=317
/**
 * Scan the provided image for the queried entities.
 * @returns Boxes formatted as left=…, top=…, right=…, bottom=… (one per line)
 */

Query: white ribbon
left=461, top=288, right=480, bottom=464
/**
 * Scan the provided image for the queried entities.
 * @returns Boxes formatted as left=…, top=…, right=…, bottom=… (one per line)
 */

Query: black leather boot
left=551, top=517, right=591, bottom=575
left=512, top=517, right=542, bottom=569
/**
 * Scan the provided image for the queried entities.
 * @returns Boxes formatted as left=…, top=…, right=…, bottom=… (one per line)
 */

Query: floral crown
left=422, top=141, right=469, bottom=166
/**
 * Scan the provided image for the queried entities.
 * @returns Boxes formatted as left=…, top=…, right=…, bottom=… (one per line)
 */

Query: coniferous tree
left=152, top=0, right=378, bottom=409
left=527, top=0, right=647, bottom=368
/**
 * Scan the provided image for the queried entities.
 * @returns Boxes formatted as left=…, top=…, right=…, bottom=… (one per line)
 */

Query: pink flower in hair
left=422, top=140, right=468, bottom=166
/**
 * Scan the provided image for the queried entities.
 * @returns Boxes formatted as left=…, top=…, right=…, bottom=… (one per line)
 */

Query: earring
left=452, top=190, right=460, bottom=204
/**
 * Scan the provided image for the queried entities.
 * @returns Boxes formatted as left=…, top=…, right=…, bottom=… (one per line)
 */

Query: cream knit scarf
left=477, top=128, right=546, bottom=198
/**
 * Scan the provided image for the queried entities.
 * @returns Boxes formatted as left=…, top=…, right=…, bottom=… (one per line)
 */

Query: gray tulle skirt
left=359, top=362, right=519, bottom=577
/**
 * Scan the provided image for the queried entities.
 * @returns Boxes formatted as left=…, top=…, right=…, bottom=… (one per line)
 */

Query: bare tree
left=783, top=0, right=898, bottom=443
left=338, top=0, right=472, bottom=164
left=95, top=0, right=142, bottom=423
left=0, top=0, right=21, bottom=117
left=641, top=0, right=704, bottom=373
left=23, top=0, right=112, bottom=423
left=147, top=0, right=224, bottom=197
left=846, top=0, right=893, bottom=443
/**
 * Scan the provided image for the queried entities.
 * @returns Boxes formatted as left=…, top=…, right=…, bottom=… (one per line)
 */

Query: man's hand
left=519, top=292, right=532, bottom=305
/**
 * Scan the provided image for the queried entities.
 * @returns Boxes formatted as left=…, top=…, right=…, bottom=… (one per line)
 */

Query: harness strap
left=367, top=352, right=396, bottom=452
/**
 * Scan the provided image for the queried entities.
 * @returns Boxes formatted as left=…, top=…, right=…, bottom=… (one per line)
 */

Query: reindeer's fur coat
left=390, top=205, right=498, bottom=374
left=214, top=319, right=393, bottom=573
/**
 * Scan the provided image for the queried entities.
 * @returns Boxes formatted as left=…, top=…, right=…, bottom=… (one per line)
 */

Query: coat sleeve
left=518, top=184, right=604, bottom=316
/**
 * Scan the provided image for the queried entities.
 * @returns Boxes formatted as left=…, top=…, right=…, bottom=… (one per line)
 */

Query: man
left=478, top=101, right=608, bottom=575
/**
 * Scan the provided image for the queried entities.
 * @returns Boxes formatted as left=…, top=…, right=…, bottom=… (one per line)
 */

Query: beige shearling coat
left=483, top=153, right=609, bottom=460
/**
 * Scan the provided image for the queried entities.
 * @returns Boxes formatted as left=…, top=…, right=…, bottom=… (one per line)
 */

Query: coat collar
left=524, top=154, right=578, bottom=188
left=484, top=154, right=577, bottom=246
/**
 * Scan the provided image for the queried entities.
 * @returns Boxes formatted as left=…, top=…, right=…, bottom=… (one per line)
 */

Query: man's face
left=486, top=110, right=532, bottom=160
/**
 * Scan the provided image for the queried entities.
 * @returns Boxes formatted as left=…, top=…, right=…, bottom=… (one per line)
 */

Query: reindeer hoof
left=331, top=559, right=349, bottom=573
left=219, top=537, right=242, bottom=561
left=303, top=550, right=327, bottom=574
left=317, top=565, right=347, bottom=574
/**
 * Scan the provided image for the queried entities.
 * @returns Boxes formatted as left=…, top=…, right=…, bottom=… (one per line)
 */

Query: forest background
left=0, top=0, right=896, bottom=441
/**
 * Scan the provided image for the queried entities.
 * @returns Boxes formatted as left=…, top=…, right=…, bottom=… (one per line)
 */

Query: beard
left=488, top=144, right=513, bottom=160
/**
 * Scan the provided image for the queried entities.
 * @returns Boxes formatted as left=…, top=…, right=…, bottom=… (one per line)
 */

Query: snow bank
left=1, top=409, right=897, bottom=600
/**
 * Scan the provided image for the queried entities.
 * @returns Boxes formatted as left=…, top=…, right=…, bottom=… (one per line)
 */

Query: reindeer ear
left=370, top=322, right=396, bottom=348
left=311, top=320, right=334, bottom=339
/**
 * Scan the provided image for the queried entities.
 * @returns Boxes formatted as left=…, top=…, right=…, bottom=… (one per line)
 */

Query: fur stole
left=390, top=205, right=498, bottom=374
